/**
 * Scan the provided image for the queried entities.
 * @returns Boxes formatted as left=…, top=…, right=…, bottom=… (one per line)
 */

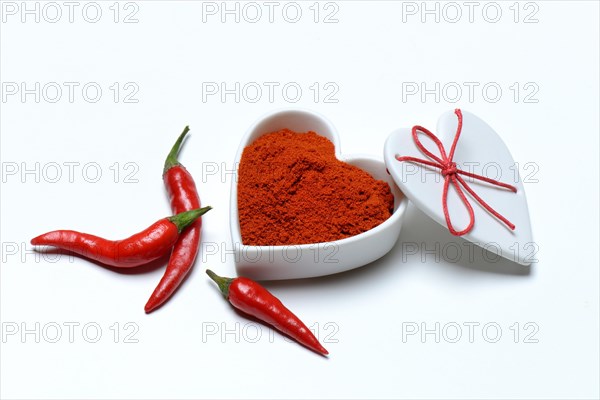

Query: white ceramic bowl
left=230, top=108, right=408, bottom=280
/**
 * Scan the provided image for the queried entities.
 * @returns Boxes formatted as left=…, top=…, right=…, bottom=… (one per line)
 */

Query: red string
left=395, top=109, right=517, bottom=236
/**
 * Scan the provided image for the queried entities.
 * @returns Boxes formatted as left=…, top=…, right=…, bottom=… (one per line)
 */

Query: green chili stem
left=169, top=206, right=211, bottom=233
left=206, top=269, right=233, bottom=298
left=164, top=126, right=190, bottom=174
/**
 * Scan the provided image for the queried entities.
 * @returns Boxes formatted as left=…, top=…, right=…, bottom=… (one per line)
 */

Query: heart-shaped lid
left=383, top=109, right=533, bottom=265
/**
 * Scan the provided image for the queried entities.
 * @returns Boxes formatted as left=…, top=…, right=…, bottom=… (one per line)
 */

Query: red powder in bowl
left=237, top=129, right=394, bottom=246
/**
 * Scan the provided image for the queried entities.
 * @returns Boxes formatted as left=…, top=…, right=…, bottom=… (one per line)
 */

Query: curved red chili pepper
left=145, top=127, right=202, bottom=313
left=206, top=269, right=329, bottom=356
left=31, top=207, right=211, bottom=268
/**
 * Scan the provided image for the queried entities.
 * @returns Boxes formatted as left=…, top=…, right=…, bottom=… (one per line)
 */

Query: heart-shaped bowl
left=230, top=108, right=408, bottom=280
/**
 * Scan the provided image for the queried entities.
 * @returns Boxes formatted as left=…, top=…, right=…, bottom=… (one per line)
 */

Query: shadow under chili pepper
left=33, top=248, right=171, bottom=274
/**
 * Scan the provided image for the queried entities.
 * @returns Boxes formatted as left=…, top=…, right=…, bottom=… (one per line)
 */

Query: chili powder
left=237, top=129, right=394, bottom=246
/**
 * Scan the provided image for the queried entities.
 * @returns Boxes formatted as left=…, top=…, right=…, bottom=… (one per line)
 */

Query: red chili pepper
left=206, top=269, right=329, bottom=356
left=31, top=207, right=211, bottom=268
left=145, top=127, right=202, bottom=313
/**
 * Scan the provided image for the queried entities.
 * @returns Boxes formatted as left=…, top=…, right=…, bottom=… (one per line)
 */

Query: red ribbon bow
left=395, top=109, right=517, bottom=236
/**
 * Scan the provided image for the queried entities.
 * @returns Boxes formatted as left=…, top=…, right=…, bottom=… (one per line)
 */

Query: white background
left=1, top=1, right=599, bottom=399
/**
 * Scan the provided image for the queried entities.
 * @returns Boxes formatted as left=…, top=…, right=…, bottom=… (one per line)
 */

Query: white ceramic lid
left=383, top=109, right=533, bottom=266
